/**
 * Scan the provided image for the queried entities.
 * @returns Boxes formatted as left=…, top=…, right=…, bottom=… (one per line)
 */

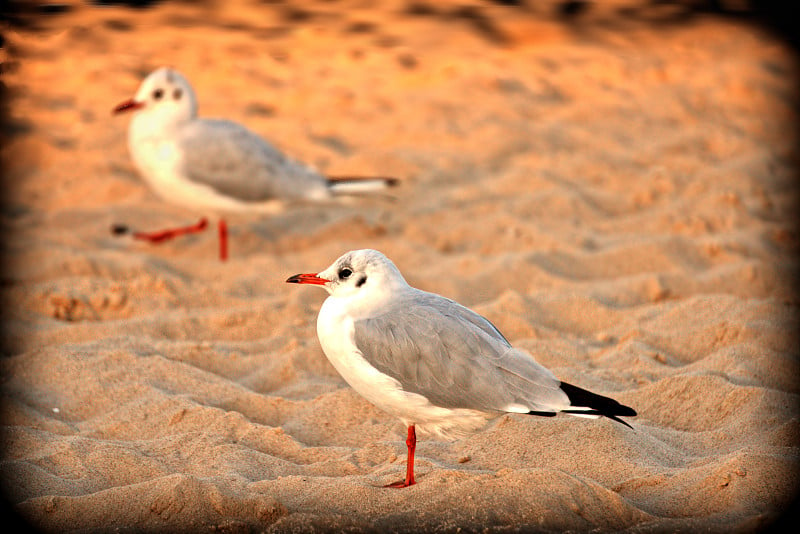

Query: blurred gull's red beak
left=286, top=273, right=328, bottom=286
left=113, top=99, right=144, bottom=114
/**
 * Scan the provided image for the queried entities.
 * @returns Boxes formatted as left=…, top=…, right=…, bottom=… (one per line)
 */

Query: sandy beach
left=1, top=1, right=798, bottom=532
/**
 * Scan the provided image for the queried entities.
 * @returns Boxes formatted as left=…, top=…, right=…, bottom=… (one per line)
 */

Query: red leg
left=218, top=219, right=228, bottom=262
left=131, top=218, right=209, bottom=243
left=385, top=425, right=416, bottom=488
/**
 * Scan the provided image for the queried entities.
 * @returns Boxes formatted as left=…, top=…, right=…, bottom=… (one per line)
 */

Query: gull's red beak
left=113, top=99, right=144, bottom=114
left=286, top=273, right=329, bottom=286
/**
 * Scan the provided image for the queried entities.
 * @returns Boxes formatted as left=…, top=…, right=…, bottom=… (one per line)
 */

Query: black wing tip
left=327, top=175, right=400, bottom=187
left=560, top=409, right=635, bottom=430
left=559, top=381, right=637, bottom=427
left=602, top=413, right=635, bottom=430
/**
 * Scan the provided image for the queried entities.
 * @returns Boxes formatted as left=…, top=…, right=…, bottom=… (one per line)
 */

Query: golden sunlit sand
left=1, top=1, right=798, bottom=532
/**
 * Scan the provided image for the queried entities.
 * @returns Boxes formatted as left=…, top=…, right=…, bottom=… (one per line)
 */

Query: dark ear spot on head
left=356, top=275, right=367, bottom=287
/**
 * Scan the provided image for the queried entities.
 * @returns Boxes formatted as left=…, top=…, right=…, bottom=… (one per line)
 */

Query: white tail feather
left=326, top=176, right=398, bottom=196
left=502, top=403, right=533, bottom=414
left=565, top=412, right=600, bottom=420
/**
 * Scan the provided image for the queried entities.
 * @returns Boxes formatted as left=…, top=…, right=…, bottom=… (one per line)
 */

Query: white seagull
left=286, top=249, right=636, bottom=488
left=113, top=67, right=397, bottom=260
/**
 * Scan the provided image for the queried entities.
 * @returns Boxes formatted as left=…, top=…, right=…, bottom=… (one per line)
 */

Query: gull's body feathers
left=318, top=291, right=497, bottom=439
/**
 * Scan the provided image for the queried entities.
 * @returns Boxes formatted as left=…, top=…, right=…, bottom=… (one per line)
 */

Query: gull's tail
left=557, top=381, right=637, bottom=429
left=326, top=175, right=399, bottom=196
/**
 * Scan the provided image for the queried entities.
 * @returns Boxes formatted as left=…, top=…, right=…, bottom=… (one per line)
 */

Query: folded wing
left=352, top=290, right=571, bottom=414
left=177, top=119, right=329, bottom=202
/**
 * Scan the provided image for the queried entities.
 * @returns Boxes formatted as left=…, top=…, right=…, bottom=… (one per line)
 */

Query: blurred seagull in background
left=287, top=249, right=636, bottom=488
left=113, top=67, right=397, bottom=260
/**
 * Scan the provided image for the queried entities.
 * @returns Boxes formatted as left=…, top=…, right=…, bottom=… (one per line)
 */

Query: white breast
left=316, top=296, right=492, bottom=439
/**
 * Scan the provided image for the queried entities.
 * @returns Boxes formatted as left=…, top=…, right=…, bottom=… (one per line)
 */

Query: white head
left=286, top=249, right=409, bottom=305
left=113, top=67, right=198, bottom=128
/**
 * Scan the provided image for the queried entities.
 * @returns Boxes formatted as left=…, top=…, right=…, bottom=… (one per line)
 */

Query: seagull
left=286, top=249, right=636, bottom=488
left=113, top=67, right=397, bottom=261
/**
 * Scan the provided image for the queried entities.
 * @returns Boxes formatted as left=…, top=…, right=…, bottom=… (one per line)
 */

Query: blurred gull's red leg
left=131, top=217, right=209, bottom=243
left=218, top=219, right=228, bottom=262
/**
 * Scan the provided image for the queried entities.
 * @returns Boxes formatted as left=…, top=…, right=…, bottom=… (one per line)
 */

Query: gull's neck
left=130, top=109, right=193, bottom=143
left=329, top=276, right=409, bottom=321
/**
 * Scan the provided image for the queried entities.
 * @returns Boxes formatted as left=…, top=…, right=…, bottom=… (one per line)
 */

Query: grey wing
left=352, top=291, right=570, bottom=413
left=176, top=119, right=329, bottom=201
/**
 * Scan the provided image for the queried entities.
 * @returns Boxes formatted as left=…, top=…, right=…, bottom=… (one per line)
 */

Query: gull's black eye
left=173, top=88, right=182, bottom=100
left=152, top=88, right=164, bottom=100
left=338, top=268, right=352, bottom=279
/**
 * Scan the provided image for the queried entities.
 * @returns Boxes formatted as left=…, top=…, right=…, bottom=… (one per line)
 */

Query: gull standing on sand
left=287, top=249, right=636, bottom=488
left=113, top=67, right=397, bottom=260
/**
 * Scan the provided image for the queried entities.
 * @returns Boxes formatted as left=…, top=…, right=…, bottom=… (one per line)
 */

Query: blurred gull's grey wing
left=176, top=119, right=328, bottom=202
left=352, top=290, right=570, bottom=413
